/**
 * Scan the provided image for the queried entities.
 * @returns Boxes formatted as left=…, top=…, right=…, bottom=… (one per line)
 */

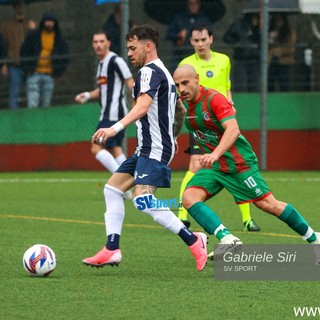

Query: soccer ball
left=23, top=244, right=56, bottom=277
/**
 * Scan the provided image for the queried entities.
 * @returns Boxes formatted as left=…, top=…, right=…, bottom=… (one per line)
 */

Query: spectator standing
left=20, top=11, right=69, bottom=108
left=166, top=0, right=212, bottom=71
left=176, top=24, right=260, bottom=232
left=268, top=13, right=297, bottom=92
left=223, top=13, right=261, bottom=92
left=1, top=0, right=36, bottom=109
left=102, top=3, right=136, bottom=55
left=74, top=30, right=134, bottom=200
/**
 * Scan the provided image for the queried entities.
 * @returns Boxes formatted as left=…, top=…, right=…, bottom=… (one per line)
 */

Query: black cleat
left=243, top=219, right=260, bottom=232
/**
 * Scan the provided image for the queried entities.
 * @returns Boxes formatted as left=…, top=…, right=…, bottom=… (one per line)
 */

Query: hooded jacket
left=20, top=11, right=69, bottom=77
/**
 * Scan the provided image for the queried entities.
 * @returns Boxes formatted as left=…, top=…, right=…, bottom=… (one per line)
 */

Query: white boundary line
left=0, top=177, right=319, bottom=183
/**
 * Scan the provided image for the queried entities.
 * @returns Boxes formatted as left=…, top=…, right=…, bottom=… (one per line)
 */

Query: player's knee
left=183, top=187, right=206, bottom=209
left=182, top=189, right=196, bottom=209
left=104, top=184, right=124, bottom=199
left=91, top=143, right=102, bottom=155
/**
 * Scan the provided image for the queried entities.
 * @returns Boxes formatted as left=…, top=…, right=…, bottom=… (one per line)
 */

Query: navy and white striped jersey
left=97, top=52, right=132, bottom=122
left=133, top=59, right=178, bottom=165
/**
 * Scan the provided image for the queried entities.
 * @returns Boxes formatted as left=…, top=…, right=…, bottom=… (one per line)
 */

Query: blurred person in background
left=0, top=33, right=6, bottom=69
left=20, top=11, right=69, bottom=108
left=268, top=13, right=297, bottom=92
left=177, top=24, right=260, bottom=232
left=1, top=0, right=36, bottom=109
left=102, top=2, right=136, bottom=56
left=75, top=30, right=134, bottom=200
left=223, top=13, right=261, bottom=92
left=166, top=0, right=212, bottom=71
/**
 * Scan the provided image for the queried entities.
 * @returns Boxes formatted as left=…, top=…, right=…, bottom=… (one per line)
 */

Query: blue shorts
left=116, top=154, right=171, bottom=188
left=96, top=120, right=125, bottom=148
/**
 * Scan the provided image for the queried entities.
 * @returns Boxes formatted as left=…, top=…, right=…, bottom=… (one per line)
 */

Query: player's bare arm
left=92, top=92, right=152, bottom=144
left=125, top=77, right=135, bottom=108
left=74, top=88, right=100, bottom=104
left=199, top=118, right=240, bottom=168
left=174, top=98, right=187, bottom=138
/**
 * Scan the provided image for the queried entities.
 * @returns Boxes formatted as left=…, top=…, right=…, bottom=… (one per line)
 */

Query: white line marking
left=0, top=177, right=319, bottom=183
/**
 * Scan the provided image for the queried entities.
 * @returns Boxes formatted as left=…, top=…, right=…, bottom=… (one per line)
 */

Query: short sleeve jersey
left=179, top=50, right=231, bottom=98
left=132, top=59, right=178, bottom=165
left=97, top=51, right=132, bottom=122
left=184, top=86, right=258, bottom=173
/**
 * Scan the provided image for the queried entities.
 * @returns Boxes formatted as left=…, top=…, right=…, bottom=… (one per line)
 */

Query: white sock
left=104, top=184, right=125, bottom=236
left=133, top=194, right=184, bottom=234
left=115, top=154, right=127, bottom=165
left=95, top=149, right=119, bottom=173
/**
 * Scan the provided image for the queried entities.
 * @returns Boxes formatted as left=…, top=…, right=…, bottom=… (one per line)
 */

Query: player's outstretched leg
left=187, top=201, right=242, bottom=260
left=83, top=184, right=125, bottom=268
left=133, top=193, right=208, bottom=271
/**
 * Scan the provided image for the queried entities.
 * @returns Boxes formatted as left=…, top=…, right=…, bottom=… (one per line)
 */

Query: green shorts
left=186, top=164, right=272, bottom=204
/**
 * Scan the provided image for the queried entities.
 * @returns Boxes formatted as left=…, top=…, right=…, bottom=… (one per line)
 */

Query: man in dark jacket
left=166, top=0, right=213, bottom=71
left=223, top=13, right=261, bottom=92
left=20, top=11, right=69, bottom=108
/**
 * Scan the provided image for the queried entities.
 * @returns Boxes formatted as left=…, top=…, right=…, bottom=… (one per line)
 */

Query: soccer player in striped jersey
left=75, top=30, right=134, bottom=199
left=82, top=25, right=208, bottom=272
left=177, top=24, right=260, bottom=232
left=173, top=64, right=320, bottom=260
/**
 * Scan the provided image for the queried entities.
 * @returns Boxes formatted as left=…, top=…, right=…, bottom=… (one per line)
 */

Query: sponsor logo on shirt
left=97, top=76, right=107, bottom=86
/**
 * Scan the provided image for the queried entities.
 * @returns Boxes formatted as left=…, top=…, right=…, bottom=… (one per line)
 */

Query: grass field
left=1, top=170, right=320, bottom=320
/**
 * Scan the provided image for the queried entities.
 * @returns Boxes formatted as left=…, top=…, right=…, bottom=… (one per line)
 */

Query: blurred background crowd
left=0, top=0, right=320, bottom=110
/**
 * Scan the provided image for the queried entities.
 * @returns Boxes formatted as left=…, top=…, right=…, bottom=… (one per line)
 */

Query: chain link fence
left=0, top=0, right=319, bottom=171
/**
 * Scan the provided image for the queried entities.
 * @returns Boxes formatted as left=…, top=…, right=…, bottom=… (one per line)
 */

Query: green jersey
left=184, top=86, right=258, bottom=173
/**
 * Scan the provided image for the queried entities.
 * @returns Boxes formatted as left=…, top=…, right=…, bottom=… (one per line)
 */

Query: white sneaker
left=208, top=234, right=242, bottom=261
left=123, top=190, right=133, bottom=200
left=311, top=232, right=320, bottom=265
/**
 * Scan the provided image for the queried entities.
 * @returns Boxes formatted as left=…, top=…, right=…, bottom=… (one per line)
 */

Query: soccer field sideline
left=0, top=177, right=319, bottom=183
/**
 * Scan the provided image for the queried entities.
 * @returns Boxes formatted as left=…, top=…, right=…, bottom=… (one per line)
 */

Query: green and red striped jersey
left=183, top=86, right=258, bottom=173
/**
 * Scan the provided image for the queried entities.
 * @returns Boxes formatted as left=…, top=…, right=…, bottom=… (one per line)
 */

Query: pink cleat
left=82, top=247, right=122, bottom=268
left=189, top=232, right=208, bottom=272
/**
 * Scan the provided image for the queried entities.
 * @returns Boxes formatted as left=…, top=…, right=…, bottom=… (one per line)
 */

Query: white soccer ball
left=23, top=244, right=56, bottom=277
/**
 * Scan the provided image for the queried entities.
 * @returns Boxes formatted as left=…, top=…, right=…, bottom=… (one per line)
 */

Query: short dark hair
left=93, top=30, right=110, bottom=40
left=190, top=24, right=212, bottom=37
left=126, top=24, right=159, bottom=48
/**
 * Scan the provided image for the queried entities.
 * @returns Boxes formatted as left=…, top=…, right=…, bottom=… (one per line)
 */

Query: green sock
left=215, top=228, right=231, bottom=240
left=278, top=204, right=316, bottom=242
left=188, top=202, right=227, bottom=236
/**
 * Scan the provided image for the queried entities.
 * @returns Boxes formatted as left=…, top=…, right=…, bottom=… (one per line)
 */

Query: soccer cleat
left=208, top=234, right=242, bottom=261
left=243, top=219, right=261, bottom=232
left=181, top=220, right=191, bottom=229
left=189, top=232, right=208, bottom=272
left=311, top=232, right=320, bottom=265
left=82, top=247, right=122, bottom=267
left=124, top=190, right=133, bottom=200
